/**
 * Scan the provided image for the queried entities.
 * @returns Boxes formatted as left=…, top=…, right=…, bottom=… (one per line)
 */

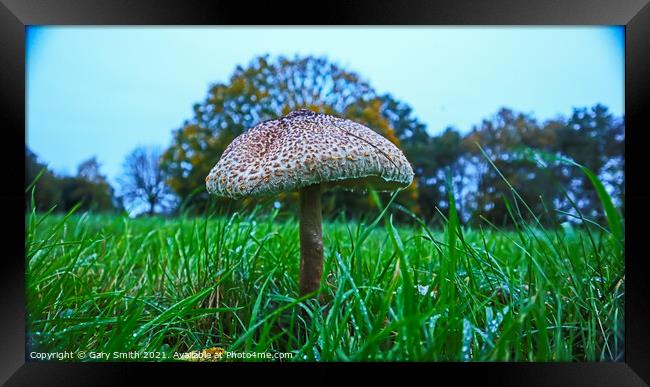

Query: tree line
left=26, top=55, right=624, bottom=226
left=26, top=150, right=117, bottom=213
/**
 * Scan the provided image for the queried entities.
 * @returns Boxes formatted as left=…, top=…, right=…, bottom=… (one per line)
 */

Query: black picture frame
left=1, top=0, right=648, bottom=385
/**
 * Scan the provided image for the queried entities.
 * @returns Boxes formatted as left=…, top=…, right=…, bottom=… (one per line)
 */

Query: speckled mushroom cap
left=205, top=109, right=414, bottom=199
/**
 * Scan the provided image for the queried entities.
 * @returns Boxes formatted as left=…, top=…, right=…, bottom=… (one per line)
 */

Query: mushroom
left=205, top=109, right=414, bottom=297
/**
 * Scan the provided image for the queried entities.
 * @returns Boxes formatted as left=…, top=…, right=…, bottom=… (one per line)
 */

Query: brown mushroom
left=206, top=109, right=414, bottom=297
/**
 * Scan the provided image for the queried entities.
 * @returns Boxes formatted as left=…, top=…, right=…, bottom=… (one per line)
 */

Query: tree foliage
left=26, top=148, right=62, bottom=211
left=26, top=149, right=117, bottom=213
left=459, top=105, right=624, bottom=224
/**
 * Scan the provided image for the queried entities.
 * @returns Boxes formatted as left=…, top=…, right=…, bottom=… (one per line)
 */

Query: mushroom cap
left=205, top=109, right=414, bottom=199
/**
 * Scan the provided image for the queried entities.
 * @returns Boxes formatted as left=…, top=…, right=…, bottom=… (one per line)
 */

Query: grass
left=25, top=161, right=624, bottom=362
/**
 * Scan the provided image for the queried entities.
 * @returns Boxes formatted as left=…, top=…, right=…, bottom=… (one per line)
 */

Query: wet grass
left=26, top=183, right=624, bottom=362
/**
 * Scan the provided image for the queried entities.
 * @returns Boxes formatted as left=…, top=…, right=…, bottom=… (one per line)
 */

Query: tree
left=460, top=109, right=566, bottom=225
left=26, top=147, right=61, bottom=211
left=458, top=105, right=624, bottom=226
left=554, top=105, right=625, bottom=218
left=78, top=156, right=106, bottom=184
left=161, top=55, right=425, bottom=217
left=119, top=146, right=175, bottom=216
left=26, top=149, right=116, bottom=213
left=60, top=157, right=115, bottom=212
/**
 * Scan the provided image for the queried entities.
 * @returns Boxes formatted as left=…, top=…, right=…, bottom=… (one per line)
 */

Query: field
left=26, top=189, right=624, bottom=362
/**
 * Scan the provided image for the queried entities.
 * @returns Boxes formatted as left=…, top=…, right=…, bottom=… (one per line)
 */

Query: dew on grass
left=416, top=284, right=429, bottom=296
left=25, top=203, right=625, bottom=362
left=461, top=318, right=473, bottom=361
left=428, top=314, right=442, bottom=334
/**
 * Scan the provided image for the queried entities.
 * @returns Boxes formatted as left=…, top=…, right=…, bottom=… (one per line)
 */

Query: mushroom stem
left=299, top=183, right=324, bottom=296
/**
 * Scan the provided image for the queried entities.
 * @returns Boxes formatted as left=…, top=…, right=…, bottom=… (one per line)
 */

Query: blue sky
left=26, top=27, right=624, bottom=186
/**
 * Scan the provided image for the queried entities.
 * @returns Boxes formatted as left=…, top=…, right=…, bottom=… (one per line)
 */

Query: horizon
left=26, top=26, right=624, bottom=187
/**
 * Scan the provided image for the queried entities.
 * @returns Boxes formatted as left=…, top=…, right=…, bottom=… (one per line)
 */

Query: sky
left=26, top=26, right=624, bottom=187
